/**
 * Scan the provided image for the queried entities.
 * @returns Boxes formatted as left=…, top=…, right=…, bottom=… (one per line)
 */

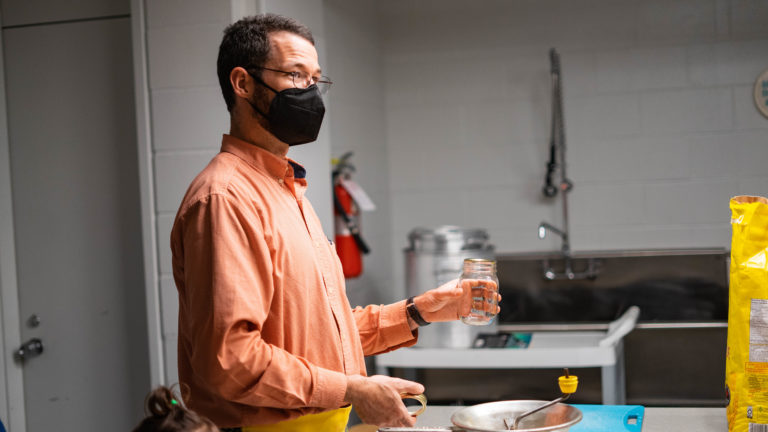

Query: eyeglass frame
left=247, top=66, right=332, bottom=93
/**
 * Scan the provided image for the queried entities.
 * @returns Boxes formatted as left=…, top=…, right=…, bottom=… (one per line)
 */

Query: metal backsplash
left=495, top=248, right=728, bottom=326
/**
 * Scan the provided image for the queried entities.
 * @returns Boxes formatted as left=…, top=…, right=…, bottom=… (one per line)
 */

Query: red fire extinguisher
left=332, top=153, right=370, bottom=278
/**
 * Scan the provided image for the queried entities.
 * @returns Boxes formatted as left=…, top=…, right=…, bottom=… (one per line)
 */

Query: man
left=170, top=14, right=498, bottom=430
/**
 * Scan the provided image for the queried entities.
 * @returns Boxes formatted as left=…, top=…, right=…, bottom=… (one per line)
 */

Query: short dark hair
left=217, top=14, right=315, bottom=112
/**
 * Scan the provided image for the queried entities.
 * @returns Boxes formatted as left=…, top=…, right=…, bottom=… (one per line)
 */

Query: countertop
left=413, top=406, right=727, bottom=431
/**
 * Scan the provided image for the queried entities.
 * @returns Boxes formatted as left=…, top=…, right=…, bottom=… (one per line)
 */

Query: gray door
left=3, top=16, right=149, bottom=430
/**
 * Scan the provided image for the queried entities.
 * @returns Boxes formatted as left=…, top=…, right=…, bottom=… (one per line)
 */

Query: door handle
left=15, top=338, right=43, bottom=362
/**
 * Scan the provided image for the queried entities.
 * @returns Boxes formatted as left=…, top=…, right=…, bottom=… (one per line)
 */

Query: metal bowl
left=450, top=400, right=582, bottom=432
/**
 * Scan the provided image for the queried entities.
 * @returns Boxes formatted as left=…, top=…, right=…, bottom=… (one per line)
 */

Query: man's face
left=250, top=31, right=322, bottom=128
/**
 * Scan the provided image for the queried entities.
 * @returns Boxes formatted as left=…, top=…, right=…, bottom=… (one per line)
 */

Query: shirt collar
left=289, top=160, right=306, bottom=179
left=220, top=134, right=307, bottom=182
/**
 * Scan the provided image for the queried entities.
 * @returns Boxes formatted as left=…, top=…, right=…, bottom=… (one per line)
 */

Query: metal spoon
left=504, top=368, right=576, bottom=430
left=503, top=393, right=571, bottom=430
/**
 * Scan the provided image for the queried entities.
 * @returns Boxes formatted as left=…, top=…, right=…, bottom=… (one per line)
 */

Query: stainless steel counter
left=413, top=406, right=727, bottom=431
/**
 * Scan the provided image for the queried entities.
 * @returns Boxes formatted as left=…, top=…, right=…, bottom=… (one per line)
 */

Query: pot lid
left=407, top=226, right=492, bottom=253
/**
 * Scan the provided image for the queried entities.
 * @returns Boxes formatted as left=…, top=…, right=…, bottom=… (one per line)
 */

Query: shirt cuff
left=380, top=300, right=418, bottom=348
left=309, top=366, right=349, bottom=409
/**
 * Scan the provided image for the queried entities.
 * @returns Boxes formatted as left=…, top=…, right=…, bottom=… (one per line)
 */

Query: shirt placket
left=289, top=180, right=356, bottom=374
left=313, top=229, right=355, bottom=372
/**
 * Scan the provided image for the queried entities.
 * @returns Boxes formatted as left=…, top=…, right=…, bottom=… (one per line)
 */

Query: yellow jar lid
left=558, top=375, right=578, bottom=394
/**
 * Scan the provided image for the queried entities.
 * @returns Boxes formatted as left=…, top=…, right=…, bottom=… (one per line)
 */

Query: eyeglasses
left=257, top=67, right=333, bottom=94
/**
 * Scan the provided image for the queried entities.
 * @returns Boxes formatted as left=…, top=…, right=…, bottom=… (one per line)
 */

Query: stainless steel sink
left=403, top=248, right=729, bottom=407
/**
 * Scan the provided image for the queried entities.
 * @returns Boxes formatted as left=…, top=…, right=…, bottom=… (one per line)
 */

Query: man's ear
left=230, top=67, right=252, bottom=99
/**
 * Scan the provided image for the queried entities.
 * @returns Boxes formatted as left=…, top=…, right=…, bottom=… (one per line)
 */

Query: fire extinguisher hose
left=332, top=192, right=370, bottom=255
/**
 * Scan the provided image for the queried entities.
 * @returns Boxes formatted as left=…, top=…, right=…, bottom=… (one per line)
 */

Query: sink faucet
left=538, top=222, right=569, bottom=255
left=538, top=219, right=599, bottom=280
left=537, top=48, right=598, bottom=281
left=538, top=221, right=575, bottom=280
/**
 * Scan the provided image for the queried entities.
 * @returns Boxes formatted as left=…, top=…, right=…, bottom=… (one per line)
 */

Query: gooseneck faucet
left=538, top=222, right=569, bottom=257
left=538, top=49, right=598, bottom=281
left=538, top=219, right=576, bottom=280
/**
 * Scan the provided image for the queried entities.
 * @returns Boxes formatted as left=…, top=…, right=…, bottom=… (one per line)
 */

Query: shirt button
left=278, top=178, right=284, bottom=184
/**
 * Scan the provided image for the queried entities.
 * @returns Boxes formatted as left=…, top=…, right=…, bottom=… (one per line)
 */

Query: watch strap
left=406, top=296, right=430, bottom=327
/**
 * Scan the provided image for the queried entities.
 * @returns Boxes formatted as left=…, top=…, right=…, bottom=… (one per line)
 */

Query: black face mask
left=248, top=75, right=325, bottom=146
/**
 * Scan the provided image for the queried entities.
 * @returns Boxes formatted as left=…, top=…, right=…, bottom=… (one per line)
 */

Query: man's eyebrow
left=285, top=62, right=322, bottom=75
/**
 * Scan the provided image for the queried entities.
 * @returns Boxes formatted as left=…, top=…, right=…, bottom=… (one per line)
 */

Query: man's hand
left=414, top=278, right=501, bottom=324
left=344, top=375, right=424, bottom=427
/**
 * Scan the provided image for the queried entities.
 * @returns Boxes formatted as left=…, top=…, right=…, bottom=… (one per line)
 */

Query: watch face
left=755, top=69, right=768, bottom=119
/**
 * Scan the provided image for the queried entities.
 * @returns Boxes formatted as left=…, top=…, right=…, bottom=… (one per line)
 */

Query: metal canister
left=405, top=226, right=496, bottom=348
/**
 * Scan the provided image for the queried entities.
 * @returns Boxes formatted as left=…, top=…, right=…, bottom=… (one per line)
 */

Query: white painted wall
left=323, top=0, right=394, bottom=306
left=379, top=0, right=768, bottom=300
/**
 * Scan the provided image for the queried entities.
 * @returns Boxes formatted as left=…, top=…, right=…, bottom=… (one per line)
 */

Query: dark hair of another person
left=217, top=13, right=315, bottom=112
left=132, top=386, right=218, bottom=432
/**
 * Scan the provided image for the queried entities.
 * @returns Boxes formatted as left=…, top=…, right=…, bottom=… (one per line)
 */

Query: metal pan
left=379, top=400, right=582, bottom=432
left=451, top=400, right=582, bottom=432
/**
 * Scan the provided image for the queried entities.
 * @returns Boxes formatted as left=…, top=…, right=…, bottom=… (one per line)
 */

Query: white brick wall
left=379, top=0, right=768, bottom=296
left=141, top=0, right=234, bottom=387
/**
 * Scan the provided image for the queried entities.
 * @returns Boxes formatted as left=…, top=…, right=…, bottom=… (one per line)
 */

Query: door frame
left=1, top=2, right=167, bottom=426
left=130, top=0, right=165, bottom=387
left=2, top=6, right=161, bottom=426
left=0, top=9, right=28, bottom=431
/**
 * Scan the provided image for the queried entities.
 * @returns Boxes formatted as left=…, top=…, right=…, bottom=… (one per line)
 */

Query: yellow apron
left=242, top=406, right=352, bottom=432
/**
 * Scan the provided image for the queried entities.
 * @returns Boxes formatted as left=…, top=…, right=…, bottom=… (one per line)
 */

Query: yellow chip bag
left=727, top=196, right=768, bottom=432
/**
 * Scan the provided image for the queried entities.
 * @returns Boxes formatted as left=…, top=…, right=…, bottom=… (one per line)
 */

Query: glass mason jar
left=458, top=258, right=499, bottom=325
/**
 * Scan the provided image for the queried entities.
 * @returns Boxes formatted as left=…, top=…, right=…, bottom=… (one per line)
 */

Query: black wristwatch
left=406, top=296, right=430, bottom=327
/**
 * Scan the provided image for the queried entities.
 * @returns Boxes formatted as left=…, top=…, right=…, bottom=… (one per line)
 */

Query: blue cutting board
left=568, top=404, right=644, bottom=432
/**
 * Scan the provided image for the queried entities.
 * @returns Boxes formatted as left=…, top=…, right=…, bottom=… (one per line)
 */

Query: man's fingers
left=383, top=388, right=420, bottom=427
left=461, top=279, right=498, bottom=289
left=419, top=286, right=462, bottom=313
left=368, top=375, right=425, bottom=395
left=352, top=376, right=426, bottom=427
left=432, top=286, right=462, bottom=300
left=431, top=280, right=462, bottom=297
left=391, top=377, right=425, bottom=395
left=456, top=279, right=501, bottom=316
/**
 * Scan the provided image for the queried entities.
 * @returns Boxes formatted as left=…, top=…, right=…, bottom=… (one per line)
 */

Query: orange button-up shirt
left=170, top=135, right=417, bottom=427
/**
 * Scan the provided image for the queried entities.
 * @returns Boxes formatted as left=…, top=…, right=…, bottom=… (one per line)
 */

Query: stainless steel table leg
left=601, top=342, right=626, bottom=404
